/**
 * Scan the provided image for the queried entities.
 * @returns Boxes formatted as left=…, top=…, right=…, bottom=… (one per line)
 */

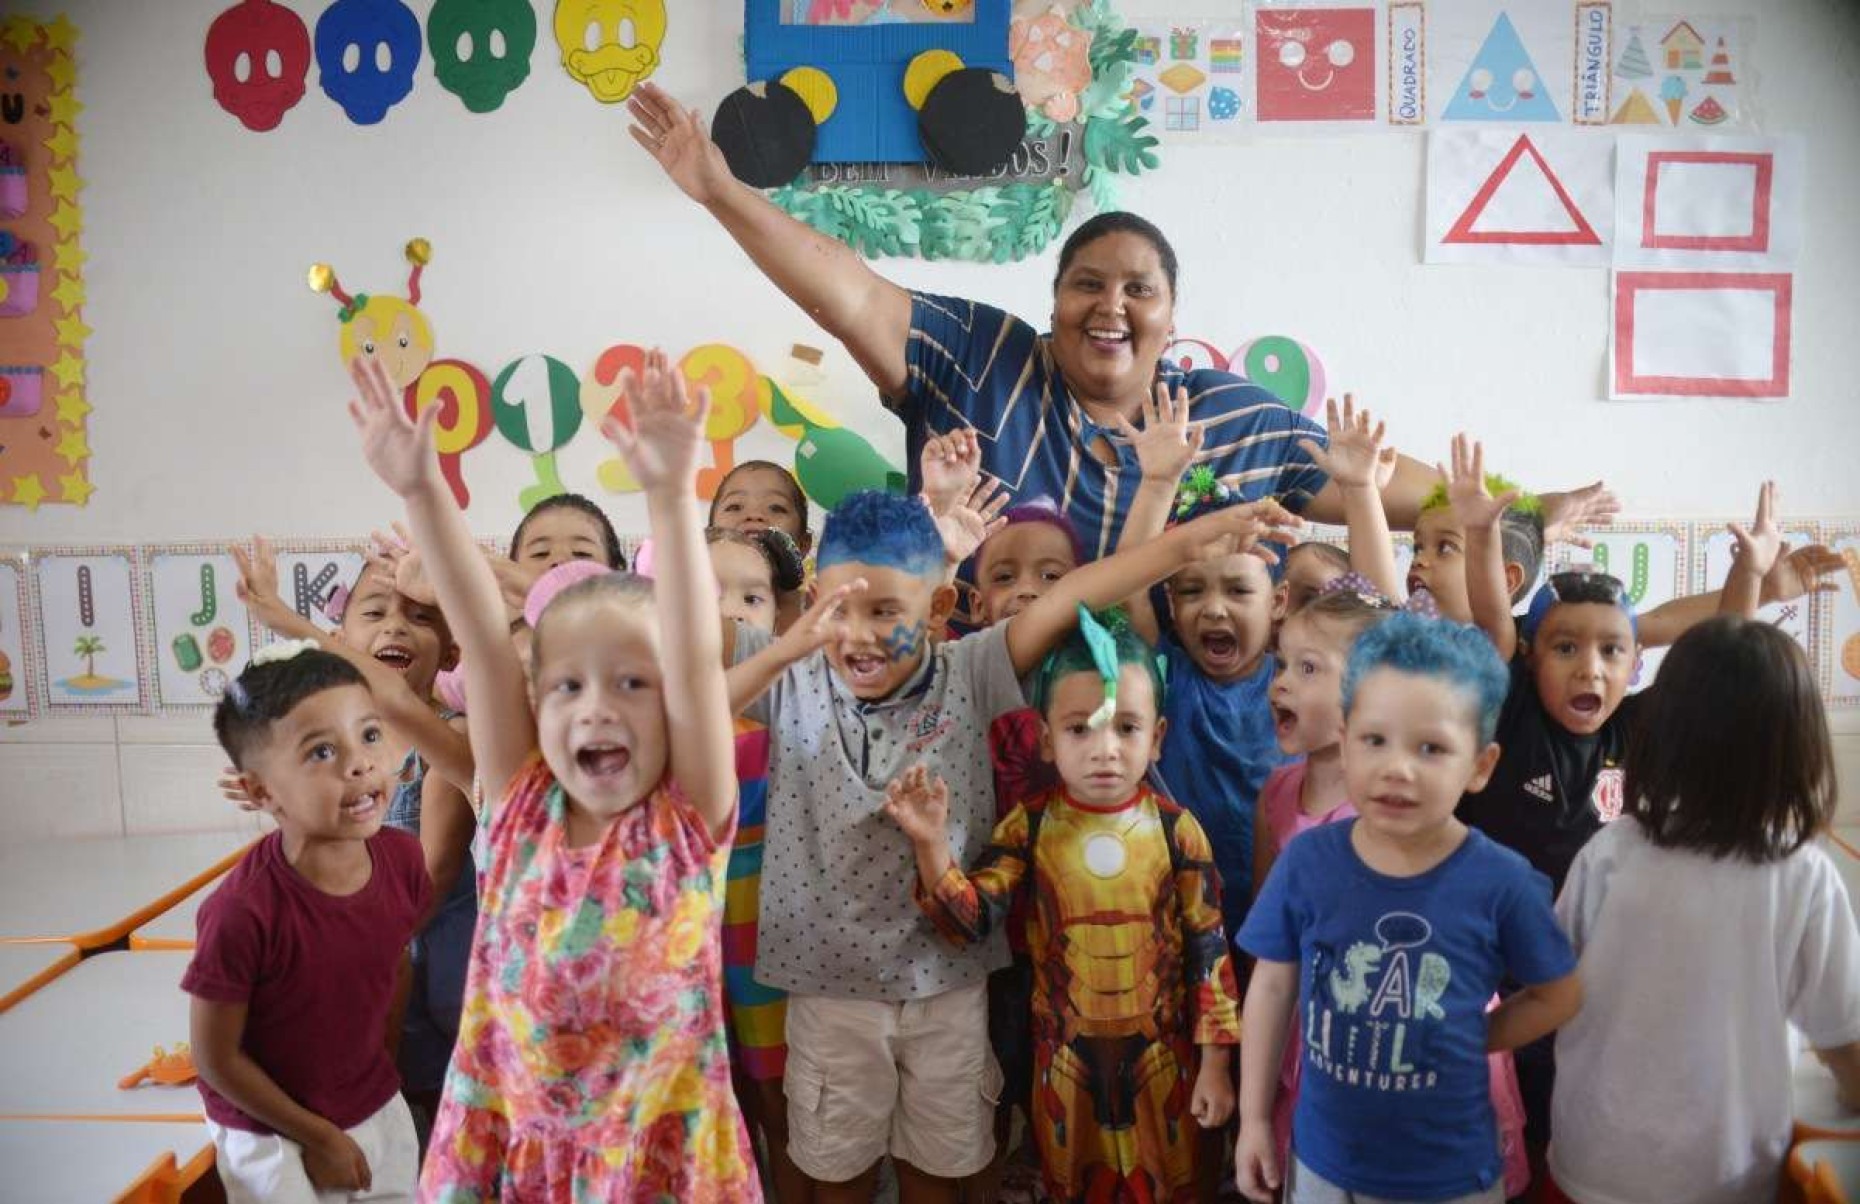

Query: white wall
left=1, top=0, right=1856, bottom=838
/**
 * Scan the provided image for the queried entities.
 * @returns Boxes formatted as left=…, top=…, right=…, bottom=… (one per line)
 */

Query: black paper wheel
left=918, top=68, right=1026, bottom=178
left=712, top=82, right=817, bottom=189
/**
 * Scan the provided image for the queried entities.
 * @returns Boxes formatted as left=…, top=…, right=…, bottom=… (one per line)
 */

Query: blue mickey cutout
left=315, top=0, right=422, bottom=125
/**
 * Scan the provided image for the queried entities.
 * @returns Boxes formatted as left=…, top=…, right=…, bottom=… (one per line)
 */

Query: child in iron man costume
left=886, top=609, right=1242, bottom=1203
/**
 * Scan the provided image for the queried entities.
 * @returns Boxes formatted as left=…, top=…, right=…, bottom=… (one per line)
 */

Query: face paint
left=883, top=620, right=927, bottom=662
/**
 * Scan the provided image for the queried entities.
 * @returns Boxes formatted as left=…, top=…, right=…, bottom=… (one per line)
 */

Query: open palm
left=626, top=83, right=734, bottom=206
left=603, top=349, right=709, bottom=494
left=347, top=357, right=439, bottom=499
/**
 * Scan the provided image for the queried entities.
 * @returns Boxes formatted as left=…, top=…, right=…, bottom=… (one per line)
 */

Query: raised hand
left=1541, top=480, right=1621, bottom=549
left=1299, top=394, right=1394, bottom=492
left=782, top=578, right=867, bottom=658
left=602, top=348, right=708, bottom=497
left=1177, top=498, right=1302, bottom=567
left=230, top=536, right=298, bottom=634
left=1728, top=479, right=1784, bottom=582
left=1442, top=433, right=1520, bottom=533
left=1116, top=382, right=1203, bottom=486
left=1760, top=540, right=1845, bottom=605
left=347, top=356, right=440, bottom=499
left=920, top=428, right=984, bottom=517
left=218, top=766, right=260, bottom=812
left=929, top=478, right=1010, bottom=568
left=626, top=82, right=736, bottom=207
left=882, top=763, right=951, bottom=850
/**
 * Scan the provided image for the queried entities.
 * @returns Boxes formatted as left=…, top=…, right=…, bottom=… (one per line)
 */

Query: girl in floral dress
left=346, top=350, right=759, bottom=1202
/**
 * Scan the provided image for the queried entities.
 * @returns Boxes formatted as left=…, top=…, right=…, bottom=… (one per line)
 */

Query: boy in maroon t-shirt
left=185, top=643, right=431, bottom=1203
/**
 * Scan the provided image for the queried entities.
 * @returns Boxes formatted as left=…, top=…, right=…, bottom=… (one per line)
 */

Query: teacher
left=624, top=83, right=1613, bottom=552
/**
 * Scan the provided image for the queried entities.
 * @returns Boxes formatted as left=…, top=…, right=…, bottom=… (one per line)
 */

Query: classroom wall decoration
left=1254, top=5, right=1378, bottom=124
left=552, top=0, right=665, bottom=104
left=1160, top=334, right=1329, bottom=419
left=203, top=0, right=313, bottom=131
left=1433, top=6, right=1568, bottom=125
left=1695, top=522, right=1818, bottom=661
left=1124, top=20, right=1248, bottom=139
left=1828, top=529, right=1860, bottom=710
left=272, top=544, right=367, bottom=635
left=1425, top=129, right=1613, bottom=266
left=0, top=15, right=92, bottom=513
left=1609, top=18, right=1749, bottom=130
left=765, top=0, right=1158, bottom=262
left=0, top=557, right=32, bottom=718
left=146, top=548, right=254, bottom=708
left=314, top=0, right=423, bottom=125
left=1609, top=134, right=1801, bottom=400
left=428, top=0, right=537, bottom=113
left=34, top=550, right=147, bottom=711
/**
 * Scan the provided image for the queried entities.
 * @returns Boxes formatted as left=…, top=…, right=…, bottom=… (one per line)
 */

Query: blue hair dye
left=816, top=490, right=946, bottom=580
left=1343, top=612, right=1510, bottom=744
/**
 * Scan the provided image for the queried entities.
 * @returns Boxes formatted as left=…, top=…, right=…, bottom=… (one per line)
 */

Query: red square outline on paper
left=1642, top=151, right=1774, bottom=252
left=1614, top=271, right=1791, bottom=397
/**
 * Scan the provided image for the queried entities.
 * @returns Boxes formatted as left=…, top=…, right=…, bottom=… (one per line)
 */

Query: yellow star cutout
left=48, top=165, right=80, bottom=203
left=53, top=314, right=91, bottom=345
left=54, top=428, right=88, bottom=467
left=48, top=92, right=82, bottom=127
left=0, top=16, right=40, bottom=54
left=9, top=474, right=48, bottom=511
left=55, top=391, right=91, bottom=425
left=43, top=16, right=78, bottom=52
left=45, top=125, right=77, bottom=161
left=52, top=243, right=86, bottom=275
left=52, top=274, right=84, bottom=312
left=47, top=203, right=81, bottom=241
left=46, top=55, right=75, bottom=90
left=57, top=471, right=93, bottom=506
left=49, top=351, right=84, bottom=391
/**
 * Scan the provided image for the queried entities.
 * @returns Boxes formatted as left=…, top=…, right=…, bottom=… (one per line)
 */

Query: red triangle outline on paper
left=1444, top=134, right=1602, bottom=246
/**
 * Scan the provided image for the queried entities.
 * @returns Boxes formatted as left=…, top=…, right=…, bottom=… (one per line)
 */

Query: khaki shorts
left=1287, top=1155, right=1505, bottom=1204
left=784, top=983, right=1002, bottom=1183
left=207, top=1094, right=418, bottom=1204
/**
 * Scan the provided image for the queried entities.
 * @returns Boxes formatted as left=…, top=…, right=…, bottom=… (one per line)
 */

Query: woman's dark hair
left=706, top=526, right=807, bottom=593
left=509, top=493, right=626, bottom=571
left=214, top=649, right=366, bottom=770
left=1627, top=617, right=1835, bottom=863
left=1053, top=212, right=1179, bottom=298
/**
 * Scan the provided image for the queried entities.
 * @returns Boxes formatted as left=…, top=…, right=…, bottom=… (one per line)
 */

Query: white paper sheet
left=36, top=552, right=144, bottom=709
left=1429, top=1, right=1574, bottom=125
left=1614, top=134, right=1803, bottom=269
left=1610, top=270, right=1792, bottom=400
left=1426, top=128, right=1614, bottom=265
left=147, top=550, right=252, bottom=708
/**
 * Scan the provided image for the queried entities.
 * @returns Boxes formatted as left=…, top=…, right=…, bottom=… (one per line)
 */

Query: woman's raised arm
left=628, top=83, right=914, bottom=398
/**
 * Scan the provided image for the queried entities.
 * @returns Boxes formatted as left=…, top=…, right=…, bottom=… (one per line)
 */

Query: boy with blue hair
left=1236, top=613, right=1582, bottom=1204
left=727, top=487, right=1298, bottom=1203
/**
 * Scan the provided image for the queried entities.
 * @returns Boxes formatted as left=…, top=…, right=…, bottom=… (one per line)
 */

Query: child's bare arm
left=1235, top=958, right=1299, bottom=1202
left=190, top=998, right=373, bottom=1192
left=1816, top=1041, right=1860, bottom=1112
left=1112, top=383, right=1204, bottom=644
left=883, top=765, right=1031, bottom=945
left=883, top=764, right=957, bottom=894
left=1300, top=395, right=1403, bottom=600
left=1447, top=435, right=1522, bottom=661
left=1486, top=971, right=1583, bottom=1052
left=1721, top=480, right=1783, bottom=620
left=347, top=358, right=534, bottom=812
left=1006, top=499, right=1302, bottom=676
left=725, top=580, right=867, bottom=715
left=603, top=351, right=736, bottom=835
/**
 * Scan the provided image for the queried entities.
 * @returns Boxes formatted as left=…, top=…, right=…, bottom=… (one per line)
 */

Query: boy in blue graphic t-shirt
left=1235, top=614, right=1581, bottom=1203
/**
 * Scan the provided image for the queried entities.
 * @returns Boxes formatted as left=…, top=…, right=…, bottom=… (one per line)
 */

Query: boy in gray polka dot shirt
left=726, top=488, right=1299, bottom=1200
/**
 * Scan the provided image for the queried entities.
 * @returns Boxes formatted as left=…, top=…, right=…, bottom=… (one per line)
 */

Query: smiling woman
left=624, top=83, right=1613, bottom=564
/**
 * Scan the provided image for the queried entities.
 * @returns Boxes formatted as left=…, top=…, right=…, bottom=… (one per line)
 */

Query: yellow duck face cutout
left=308, top=239, right=437, bottom=391
left=554, top=0, right=666, bottom=103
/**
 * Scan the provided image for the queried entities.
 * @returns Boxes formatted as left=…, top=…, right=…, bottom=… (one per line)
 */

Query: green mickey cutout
left=427, top=0, right=537, bottom=113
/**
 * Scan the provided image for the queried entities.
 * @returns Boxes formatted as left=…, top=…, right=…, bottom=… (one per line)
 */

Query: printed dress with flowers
left=917, top=783, right=1241, bottom=1204
left=420, top=756, right=759, bottom=1203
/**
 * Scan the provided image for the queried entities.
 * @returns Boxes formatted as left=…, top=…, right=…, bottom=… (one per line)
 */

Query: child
left=884, top=612, right=1241, bottom=1202
left=726, top=483, right=1297, bottom=1201
left=1404, top=473, right=1544, bottom=623
left=711, top=459, right=813, bottom=632
left=709, top=526, right=807, bottom=632
left=1547, top=612, right=1860, bottom=1204
left=348, top=352, right=759, bottom=1199
left=1274, top=541, right=1351, bottom=628
left=229, top=545, right=476, bottom=1116
left=509, top=491, right=628, bottom=573
left=187, top=644, right=432, bottom=1203
left=707, top=524, right=809, bottom=1204
left=1236, top=613, right=1582, bottom=1204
